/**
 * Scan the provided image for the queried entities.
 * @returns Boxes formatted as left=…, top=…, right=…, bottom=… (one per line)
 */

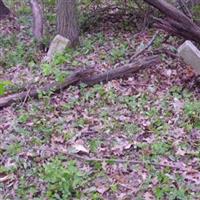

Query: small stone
left=178, top=40, right=200, bottom=74
left=42, top=34, right=70, bottom=63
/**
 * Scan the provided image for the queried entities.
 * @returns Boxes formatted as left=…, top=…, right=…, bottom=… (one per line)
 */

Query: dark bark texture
left=143, top=0, right=200, bottom=44
left=0, top=0, right=10, bottom=19
left=56, top=0, right=79, bottom=46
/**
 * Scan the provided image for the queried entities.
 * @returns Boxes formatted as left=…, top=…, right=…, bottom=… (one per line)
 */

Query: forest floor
left=1, top=2, right=200, bottom=200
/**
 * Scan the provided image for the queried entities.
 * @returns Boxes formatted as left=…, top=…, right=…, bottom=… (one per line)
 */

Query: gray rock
left=178, top=40, right=200, bottom=74
left=42, top=34, right=70, bottom=63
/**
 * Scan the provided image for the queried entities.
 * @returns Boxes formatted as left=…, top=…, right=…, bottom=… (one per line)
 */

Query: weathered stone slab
left=178, top=40, right=200, bottom=74
left=42, top=34, right=70, bottom=63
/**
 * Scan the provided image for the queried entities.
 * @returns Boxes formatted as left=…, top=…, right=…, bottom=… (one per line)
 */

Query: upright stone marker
left=43, top=34, right=70, bottom=63
left=178, top=40, right=200, bottom=74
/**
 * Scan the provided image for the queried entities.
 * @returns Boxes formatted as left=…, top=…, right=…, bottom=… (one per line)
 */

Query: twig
left=130, top=30, right=159, bottom=61
left=153, top=47, right=178, bottom=59
left=22, top=88, right=31, bottom=107
left=69, top=154, right=189, bottom=172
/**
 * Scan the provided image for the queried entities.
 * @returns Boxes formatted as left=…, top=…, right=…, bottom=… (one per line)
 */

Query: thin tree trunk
left=30, top=0, right=44, bottom=41
left=0, top=0, right=10, bottom=19
left=56, top=0, right=79, bottom=47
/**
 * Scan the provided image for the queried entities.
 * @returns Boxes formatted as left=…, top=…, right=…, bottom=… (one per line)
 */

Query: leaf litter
left=1, top=7, right=200, bottom=200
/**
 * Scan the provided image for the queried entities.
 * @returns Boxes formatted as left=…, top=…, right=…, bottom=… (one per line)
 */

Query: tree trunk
left=0, top=0, right=10, bottom=19
left=30, top=0, right=44, bottom=41
left=56, top=0, right=79, bottom=47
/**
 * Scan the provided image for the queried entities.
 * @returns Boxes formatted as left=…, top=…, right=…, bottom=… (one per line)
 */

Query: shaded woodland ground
left=0, top=1, right=200, bottom=199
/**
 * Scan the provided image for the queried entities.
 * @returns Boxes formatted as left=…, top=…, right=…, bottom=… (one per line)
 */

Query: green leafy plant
left=74, top=117, right=87, bottom=128
left=192, top=4, right=200, bottom=22
left=149, top=118, right=169, bottom=134
left=184, top=100, right=200, bottom=117
left=41, top=54, right=70, bottom=83
left=119, top=96, right=137, bottom=112
left=62, top=99, right=78, bottom=110
left=89, top=139, right=102, bottom=152
left=153, top=34, right=164, bottom=48
left=7, top=142, right=22, bottom=156
left=17, top=5, right=31, bottom=15
left=34, top=120, right=53, bottom=140
left=151, top=142, right=171, bottom=156
left=80, top=37, right=95, bottom=55
left=17, top=177, right=38, bottom=199
left=0, top=80, right=12, bottom=95
left=41, top=63, right=54, bottom=76
left=18, top=113, right=30, bottom=123
left=91, top=192, right=103, bottom=200
left=145, top=107, right=159, bottom=118
left=184, top=100, right=200, bottom=129
left=1, top=42, right=36, bottom=68
left=42, top=159, right=85, bottom=199
left=154, top=171, right=188, bottom=200
left=110, top=43, right=128, bottom=63
left=123, top=123, right=141, bottom=136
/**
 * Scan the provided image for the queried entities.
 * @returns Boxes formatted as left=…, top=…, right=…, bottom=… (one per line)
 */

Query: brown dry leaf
left=70, top=144, right=89, bottom=154
left=176, top=148, right=186, bottom=156
left=163, top=69, right=172, bottom=77
left=171, top=128, right=185, bottom=139
left=172, top=98, right=184, bottom=113
left=113, top=174, right=127, bottom=184
left=51, top=135, right=64, bottom=144
left=94, top=176, right=110, bottom=195
left=19, top=152, right=36, bottom=158
left=96, top=185, right=109, bottom=194
left=183, top=168, right=200, bottom=185
left=144, top=191, right=155, bottom=200
left=0, top=174, right=14, bottom=183
left=151, top=177, right=158, bottom=186
left=111, top=139, right=133, bottom=155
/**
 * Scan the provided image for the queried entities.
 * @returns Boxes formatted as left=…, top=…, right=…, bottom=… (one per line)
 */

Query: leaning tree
left=143, top=0, right=200, bottom=43
left=0, top=0, right=10, bottom=19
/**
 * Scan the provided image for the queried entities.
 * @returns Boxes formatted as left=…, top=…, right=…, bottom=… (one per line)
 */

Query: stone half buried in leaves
left=178, top=40, right=200, bottom=75
left=42, top=34, right=70, bottom=63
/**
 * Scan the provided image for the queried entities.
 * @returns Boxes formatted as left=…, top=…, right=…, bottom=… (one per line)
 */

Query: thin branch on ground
left=130, top=30, right=159, bottom=61
left=69, top=154, right=191, bottom=172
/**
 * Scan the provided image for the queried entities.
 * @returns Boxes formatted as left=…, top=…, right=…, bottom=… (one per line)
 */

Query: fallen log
left=143, top=0, right=200, bottom=43
left=0, top=69, right=94, bottom=109
left=0, top=56, right=159, bottom=109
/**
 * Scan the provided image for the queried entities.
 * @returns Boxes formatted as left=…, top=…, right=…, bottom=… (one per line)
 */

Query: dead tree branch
left=0, top=56, right=159, bottom=109
left=143, top=0, right=200, bottom=43
left=130, top=30, right=159, bottom=61
left=69, top=154, right=190, bottom=172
